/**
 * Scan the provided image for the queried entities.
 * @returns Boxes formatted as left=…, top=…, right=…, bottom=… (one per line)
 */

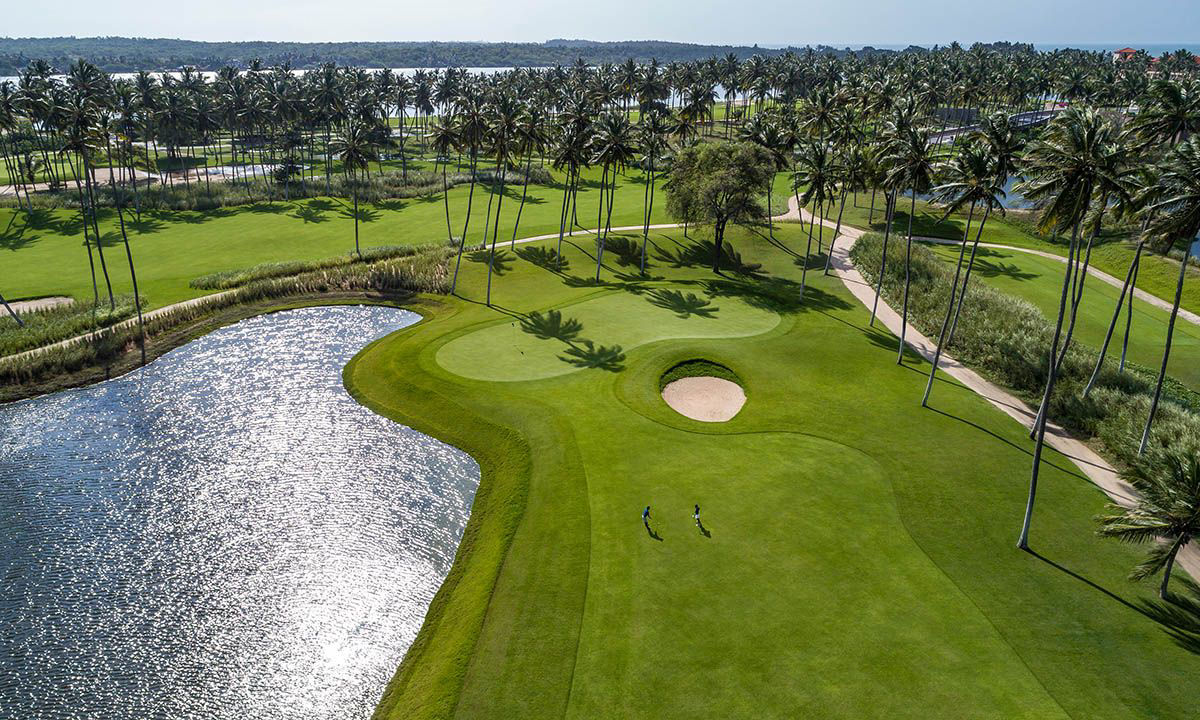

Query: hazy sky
left=5, top=0, right=1198, bottom=46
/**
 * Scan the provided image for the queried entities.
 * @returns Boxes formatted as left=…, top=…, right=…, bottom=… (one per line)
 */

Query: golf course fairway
left=344, top=223, right=1199, bottom=719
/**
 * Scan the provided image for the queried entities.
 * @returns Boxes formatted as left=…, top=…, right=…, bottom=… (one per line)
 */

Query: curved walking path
left=781, top=196, right=1199, bottom=580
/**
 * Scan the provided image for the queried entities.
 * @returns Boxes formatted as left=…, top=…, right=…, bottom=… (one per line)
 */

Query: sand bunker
left=661, top=376, right=746, bottom=422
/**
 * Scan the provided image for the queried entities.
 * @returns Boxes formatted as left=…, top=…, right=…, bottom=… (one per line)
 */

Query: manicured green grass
left=0, top=165, right=670, bottom=310
left=345, top=221, right=1199, bottom=719
left=924, top=242, right=1200, bottom=389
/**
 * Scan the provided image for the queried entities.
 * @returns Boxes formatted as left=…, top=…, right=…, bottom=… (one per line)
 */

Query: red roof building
left=1112, top=47, right=1138, bottom=62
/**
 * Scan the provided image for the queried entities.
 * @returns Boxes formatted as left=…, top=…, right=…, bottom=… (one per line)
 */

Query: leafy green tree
left=329, top=120, right=379, bottom=258
left=1015, top=107, right=1130, bottom=550
left=922, top=141, right=1005, bottom=406
left=664, top=140, right=773, bottom=273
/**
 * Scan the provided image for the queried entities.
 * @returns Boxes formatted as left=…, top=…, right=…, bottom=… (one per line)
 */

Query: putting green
left=435, top=288, right=781, bottom=382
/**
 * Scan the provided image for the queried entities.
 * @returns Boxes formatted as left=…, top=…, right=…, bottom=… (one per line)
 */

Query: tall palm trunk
left=800, top=203, right=821, bottom=297
left=869, top=189, right=898, bottom=326
left=1158, top=534, right=1187, bottom=600
left=69, top=155, right=113, bottom=310
left=922, top=201, right=980, bottom=406
left=113, top=187, right=145, bottom=363
left=824, top=187, right=850, bottom=275
left=641, top=163, right=655, bottom=274
left=897, top=188, right=918, bottom=364
left=449, top=150, right=480, bottom=295
left=1139, top=244, right=1191, bottom=455
left=511, top=149, right=533, bottom=248
left=1018, top=221, right=1081, bottom=551
left=1031, top=210, right=1106, bottom=434
left=486, top=166, right=508, bottom=306
left=0, top=291, right=24, bottom=327
left=556, top=166, right=571, bottom=269
left=1119, top=257, right=1142, bottom=373
left=595, top=163, right=609, bottom=280
left=1084, top=239, right=1145, bottom=396
left=351, top=169, right=361, bottom=257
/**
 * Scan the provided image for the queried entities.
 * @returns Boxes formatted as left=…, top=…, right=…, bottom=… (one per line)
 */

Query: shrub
left=190, top=244, right=426, bottom=290
left=0, top=296, right=141, bottom=356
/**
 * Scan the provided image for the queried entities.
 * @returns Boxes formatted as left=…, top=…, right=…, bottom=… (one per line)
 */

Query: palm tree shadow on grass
left=968, top=255, right=1039, bottom=282
left=647, top=289, right=719, bottom=318
left=515, top=245, right=569, bottom=274
left=125, top=216, right=167, bottom=234
left=653, top=239, right=764, bottom=277
left=290, top=204, right=330, bottom=223
left=340, top=205, right=380, bottom=224
left=0, top=215, right=39, bottom=250
left=467, top=249, right=512, bottom=275
left=602, top=235, right=643, bottom=267
left=519, top=309, right=583, bottom=342
left=559, top=339, right=626, bottom=372
left=701, top=276, right=851, bottom=315
left=1023, top=546, right=1200, bottom=654
left=1137, top=578, right=1200, bottom=655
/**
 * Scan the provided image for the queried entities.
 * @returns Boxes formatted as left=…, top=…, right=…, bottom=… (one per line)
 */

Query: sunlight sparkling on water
left=0, top=306, right=480, bottom=720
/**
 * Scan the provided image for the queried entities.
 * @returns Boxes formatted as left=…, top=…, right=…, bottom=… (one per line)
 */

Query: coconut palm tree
left=1015, top=106, right=1128, bottom=550
left=793, top=140, right=836, bottom=296
left=1098, top=447, right=1200, bottom=600
left=1084, top=166, right=1161, bottom=395
left=429, top=117, right=464, bottom=281
left=60, top=90, right=114, bottom=311
left=636, top=109, right=671, bottom=273
left=329, top=120, right=379, bottom=258
left=1138, top=137, right=1200, bottom=454
left=1128, top=79, right=1200, bottom=150
left=881, top=124, right=937, bottom=363
left=740, top=112, right=788, bottom=240
left=510, top=105, right=547, bottom=246
left=484, top=94, right=521, bottom=305
left=590, top=112, right=636, bottom=281
left=921, top=141, right=1005, bottom=406
left=946, top=112, right=1025, bottom=345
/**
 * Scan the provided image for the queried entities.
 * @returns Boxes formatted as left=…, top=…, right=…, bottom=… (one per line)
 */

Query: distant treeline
left=0, top=36, right=1037, bottom=75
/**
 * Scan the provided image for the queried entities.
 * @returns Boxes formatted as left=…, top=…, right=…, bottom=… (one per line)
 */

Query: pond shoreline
left=0, top=290, right=430, bottom=404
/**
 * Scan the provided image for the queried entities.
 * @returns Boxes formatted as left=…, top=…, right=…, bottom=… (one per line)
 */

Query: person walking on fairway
left=642, top=505, right=651, bottom=527
left=693, top=504, right=700, bottom=527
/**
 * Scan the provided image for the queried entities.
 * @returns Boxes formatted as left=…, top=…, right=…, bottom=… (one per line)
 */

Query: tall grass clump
left=190, top=244, right=428, bottom=290
left=0, top=245, right=451, bottom=393
left=0, top=296, right=140, bottom=356
left=850, top=232, right=1200, bottom=466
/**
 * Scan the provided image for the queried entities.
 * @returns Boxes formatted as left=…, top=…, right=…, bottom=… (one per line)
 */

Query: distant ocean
left=773, top=42, right=1200, bottom=55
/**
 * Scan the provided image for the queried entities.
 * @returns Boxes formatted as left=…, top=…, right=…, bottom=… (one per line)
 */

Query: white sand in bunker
left=661, top=376, right=746, bottom=422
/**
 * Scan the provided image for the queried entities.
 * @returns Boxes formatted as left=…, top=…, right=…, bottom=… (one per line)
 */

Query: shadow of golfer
left=645, top=522, right=663, bottom=541
left=697, top=519, right=712, bottom=538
